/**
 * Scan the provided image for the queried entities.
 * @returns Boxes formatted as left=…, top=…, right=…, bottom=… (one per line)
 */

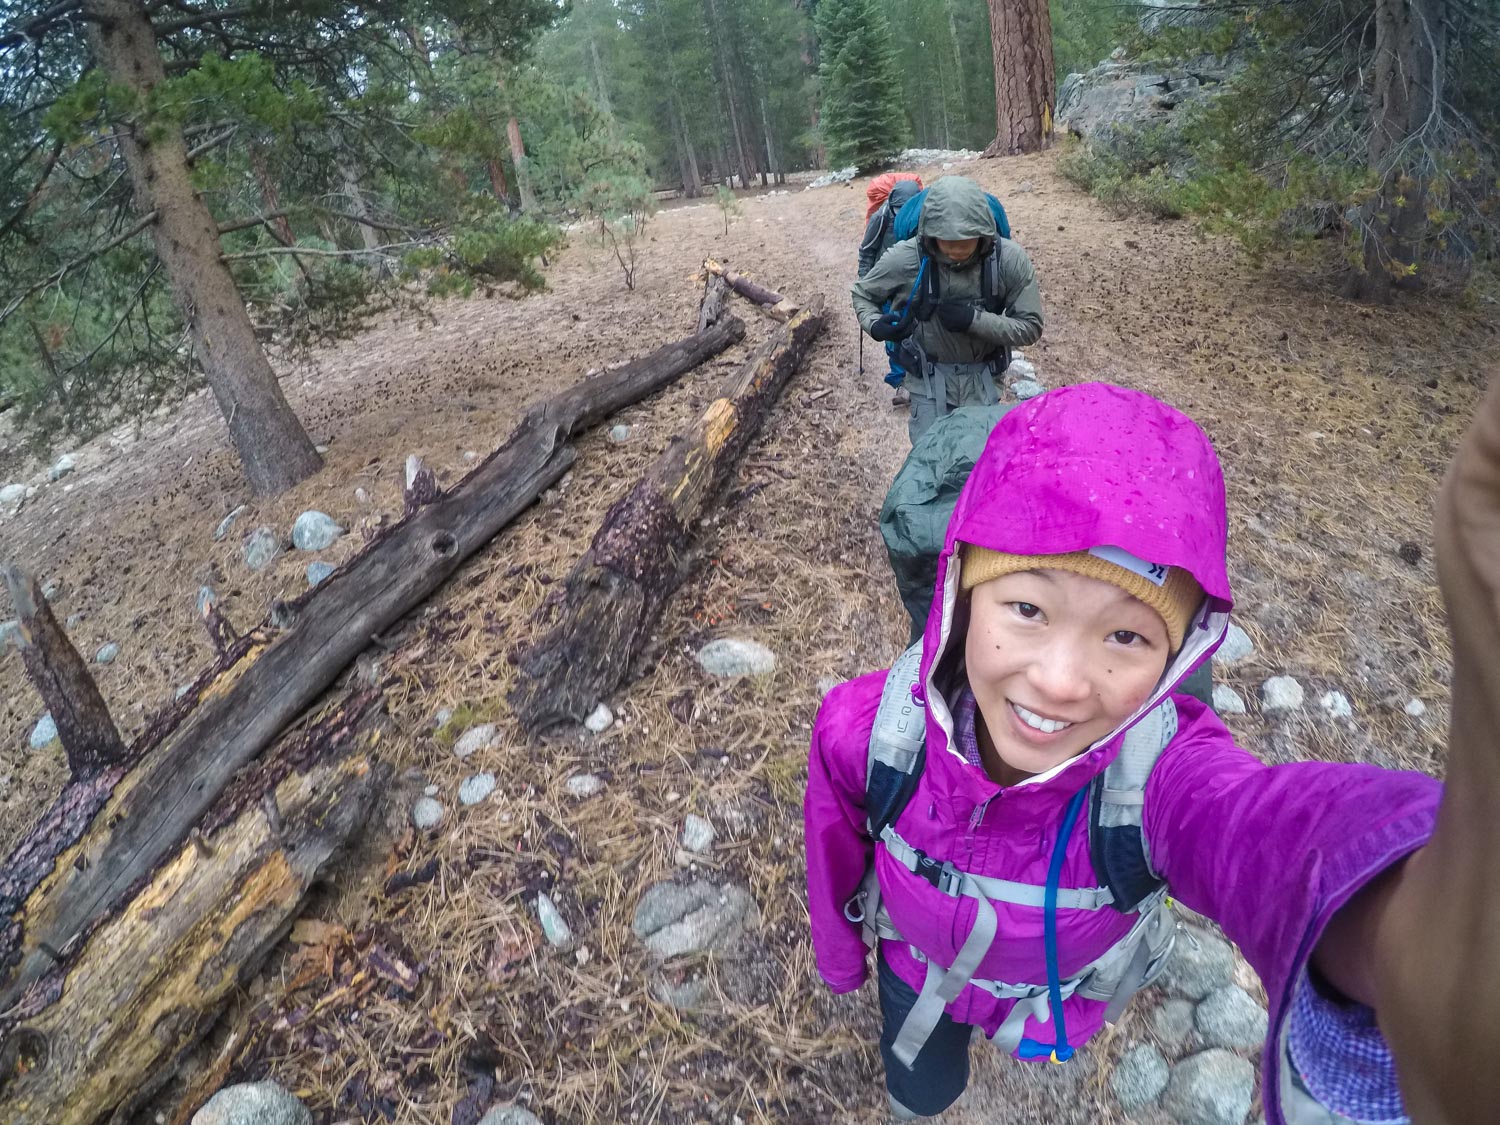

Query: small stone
left=1151, top=997, right=1196, bottom=1054
left=41, top=580, right=58, bottom=600
left=196, top=586, right=219, bottom=617
left=1011, top=379, right=1045, bottom=400
left=1161, top=1049, right=1255, bottom=1125
left=305, top=561, right=336, bottom=587
left=453, top=723, right=497, bottom=759
left=459, top=772, right=497, bottom=806
left=1016, top=180, right=1036, bottom=193
left=0, top=619, right=21, bottom=653
left=463, top=450, right=479, bottom=463
left=609, top=424, right=633, bottom=443
left=632, top=880, right=759, bottom=958
left=432, top=707, right=454, bottom=729
left=1111, top=1043, right=1169, bottom=1111
left=1156, top=925, right=1235, bottom=1001
left=192, top=1081, right=310, bottom=1125
left=213, top=505, right=247, bottom=542
left=355, top=487, right=371, bottom=504
left=584, top=702, right=614, bottom=733
left=1214, top=623, right=1254, bottom=666
left=1007, top=358, right=1038, bottom=380
left=1319, top=690, right=1353, bottom=720
left=95, top=642, right=120, bottom=665
left=291, top=510, right=344, bottom=551
left=411, top=796, right=444, bottom=829
left=65, top=612, right=84, bottom=629
left=0, top=483, right=26, bottom=512
left=242, top=527, right=281, bottom=571
left=681, top=814, right=716, bottom=854
left=1195, top=984, right=1269, bottom=1050
left=1261, top=675, right=1305, bottom=715
left=423, top=784, right=439, bottom=797
left=48, top=453, right=76, bottom=481
left=1405, top=698, right=1427, bottom=718
left=697, top=638, right=776, bottom=678
left=1211, top=684, right=1246, bottom=715
left=175, top=683, right=193, bottom=700
left=536, top=891, right=573, bottom=949
left=29, top=712, right=57, bottom=750
left=478, top=1107, right=543, bottom=1125
left=565, top=773, right=606, bottom=799
left=314, top=444, right=329, bottom=455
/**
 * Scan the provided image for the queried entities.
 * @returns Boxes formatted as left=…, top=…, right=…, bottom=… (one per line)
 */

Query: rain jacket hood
left=886, top=177, right=923, bottom=215
left=916, top=175, right=1003, bottom=244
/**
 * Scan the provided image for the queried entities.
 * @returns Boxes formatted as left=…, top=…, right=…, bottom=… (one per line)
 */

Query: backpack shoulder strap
left=1088, top=698, right=1177, bottom=913
left=865, top=642, right=926, bottom=837
left=980, top=239, right=1006, bottom=313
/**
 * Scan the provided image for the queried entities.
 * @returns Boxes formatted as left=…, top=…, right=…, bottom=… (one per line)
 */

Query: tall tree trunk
left=83, top=0, right=321, bottom=496
left=981, top=0, right=1055, bottom=157
left=336, top=148, right=383, bottom=254
left=248, top=143, right=293, bottom=246
left=589, top=31, right=613, bottom=117
left=946, top=0, right=970, bottom=143
left=506, top=115, right=537, bottom=211
left=1348, top=0, right=1448, bottom=301
left=488, top=158, right=510, bottom=204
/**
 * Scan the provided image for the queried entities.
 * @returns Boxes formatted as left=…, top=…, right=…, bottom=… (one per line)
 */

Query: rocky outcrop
left=1057, top=49, right=1237, bottom=144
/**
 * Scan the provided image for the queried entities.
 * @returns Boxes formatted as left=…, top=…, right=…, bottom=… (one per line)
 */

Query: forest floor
left=2, top=148, right=1496, bottom=1124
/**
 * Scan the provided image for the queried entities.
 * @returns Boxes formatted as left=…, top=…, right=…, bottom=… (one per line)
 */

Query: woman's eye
left=1012, top=602, right=1042, bottom=620
left=1111, top=630, right=1144, bottom=646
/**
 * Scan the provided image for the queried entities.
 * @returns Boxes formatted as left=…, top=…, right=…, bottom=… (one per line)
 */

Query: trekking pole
left=857, top=316, right=864, bottom=376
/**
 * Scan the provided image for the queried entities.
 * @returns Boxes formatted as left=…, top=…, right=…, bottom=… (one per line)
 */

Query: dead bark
left=1, top=566, right=125, bottom=778
left=981, top=0, right=1056, bottom=157
left=697, top=274, right=731, bottom=332
left=83, top=0, right=322, bottom=497
left=702, top=258, right=797, bottom=320
left=195, top=586, right=238, bottom=658
left=0, top=317, right=745, bottom=1037
left=509, top=298, right=825, bottom=731
left=248, top=144, right=294, bottom=247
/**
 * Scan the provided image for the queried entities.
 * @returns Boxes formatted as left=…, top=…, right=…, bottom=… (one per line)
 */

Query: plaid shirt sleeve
left=1286, top=967, right=1409, bottom=1124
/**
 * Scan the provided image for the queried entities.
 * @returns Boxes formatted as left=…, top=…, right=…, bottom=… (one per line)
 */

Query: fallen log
left=510, top=297, right=825, bottom=731
left=697, top=273, right=730, bottom=332
left=0, top=692, right=387, bottom=1125
left=0, top=315, right=745, bottom=1035
left=703, top=258, right=798, bottom=321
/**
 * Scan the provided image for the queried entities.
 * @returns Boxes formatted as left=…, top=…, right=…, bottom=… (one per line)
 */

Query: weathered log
left=697, top=273, right=730, bottom=332
left=0, top=315, right=746, bottom=1023
left=195, top=585, right=239, bottom=658
left=1, top=565, right=125, bottom=778
left=0, top=692, right=387, bottom=1125
left=510, top=297, right=826, bottom=731
left=703, top=257, right=798, bottom=321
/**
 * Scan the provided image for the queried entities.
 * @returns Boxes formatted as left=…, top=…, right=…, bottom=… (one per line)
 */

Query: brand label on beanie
left=1089, top=545, right=1169, bottom=587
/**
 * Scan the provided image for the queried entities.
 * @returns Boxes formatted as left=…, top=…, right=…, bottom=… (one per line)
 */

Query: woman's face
left=963, top=568, right=1172, bottom=786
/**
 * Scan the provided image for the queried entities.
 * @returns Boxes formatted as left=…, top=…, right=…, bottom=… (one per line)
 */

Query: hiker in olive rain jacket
left=852, top=176, right=1043, bottom=444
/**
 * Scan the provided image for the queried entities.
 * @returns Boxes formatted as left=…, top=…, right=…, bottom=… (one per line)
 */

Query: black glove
left=868, top=313, right=909, bottom=342
left=935, top=301, right=976, bottom=332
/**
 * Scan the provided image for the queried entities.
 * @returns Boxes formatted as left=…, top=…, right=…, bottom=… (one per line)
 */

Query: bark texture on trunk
left=83, top=0, right=322, bottom=497
left=510, top=299, right=824, bottom=731
left=981, top=0, right=1055, bottom=157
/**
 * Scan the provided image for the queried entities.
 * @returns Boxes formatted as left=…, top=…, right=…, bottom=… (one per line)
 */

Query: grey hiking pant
left=904, top=359, right=1002, bottom=446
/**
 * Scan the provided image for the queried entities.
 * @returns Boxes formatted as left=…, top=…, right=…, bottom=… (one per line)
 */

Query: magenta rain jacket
left=805, top=384, right=1441, bottom=1122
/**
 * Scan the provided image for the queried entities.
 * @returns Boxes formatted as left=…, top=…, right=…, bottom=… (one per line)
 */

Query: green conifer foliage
left=814, top=0, right=909, bottom=169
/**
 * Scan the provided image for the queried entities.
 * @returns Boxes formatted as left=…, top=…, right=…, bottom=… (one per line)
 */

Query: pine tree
left=815, top=0, right=909, bottom=169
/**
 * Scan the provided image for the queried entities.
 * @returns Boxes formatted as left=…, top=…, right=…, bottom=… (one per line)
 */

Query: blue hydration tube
left=1016, top=784, right=1091, bottom=1064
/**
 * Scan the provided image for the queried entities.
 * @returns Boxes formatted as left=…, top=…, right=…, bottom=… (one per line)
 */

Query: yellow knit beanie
left=959, top=543, right=1204, bottom=652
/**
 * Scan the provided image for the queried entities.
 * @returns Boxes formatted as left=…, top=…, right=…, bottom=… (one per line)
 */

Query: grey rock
left=536, top=891, right=573, bottom=949
left=608, top=424, right=633, bottom=443
left=1151, top=997, right=1197, bottom=1055
left=291, top=510, right=343, bottom=552
left=1195, top=984, right=1268, bottom=1050
left=1211, top=684, right=1246, bottom=716
left=1135, top=74, right=1169, bottom=97
left=565, top=773, right=606, bottom=799
left=411, top=796, right=445, bottom=830
left=1007, top=358, right=1038, bottom=381
left=0, top=619, right=20, bottom=653
left=453, top=723, right=497, bottom=759
left=65, top=612, right=84, bottom=630
left=197, top=586, right=220, bottom=617
left=1261, top=675, right=1305, bottom=715
left=213, top=505, right=248, bottom=542
left=584, top=702, right=614, bottom=733
left=243, top=527, right=281, bottom=571
left=305, top=561, right=336, bottom=587
left=1214, top=623, right=1254, bottom=665
left=355, top=487, right=371, bottom=505
left=0, top=483, right=27, bottom=513
left=1011, top=379, right=1045, bottom=400
left=424, top=784, right=439, bottom=797
left=29, top=712, right=57, bottom=750
left=432, top=706, right=454, bottom=729
left=463, top=450, right=479, bottom=463
left=95, top=642, right=119, bottom=665
left=1405, top=698, right=1427, bottom=718
left=1157, top=925, right=1235, bottom=1001
left=632, top=880, right=759, bottom=958
left=48, top=453, right=76, bottom=481
left=459, top=772, right=497, bottom=806
left=1161, top=1049, right=1255, bottom=1125
left=697, top=638, right=776, bottom=678
left=1319, top=690, right=1353, bottom=720
left=176, top=683, right=194, bottom=700
left=816, top=675, right=843, bottom=698
left=681, top=814, right=715, bottom=854
left=1111, top=1043, right=1170, bottom=1111
left=192, top=1081, right=310, bottom=1125
left=41, top=580, right=58, bottom=600
left=652, top=972, right=711, bottom=1010
left=806, top=166, right=859, bottom=189
left=478, top=1107, right=543, bottom=1125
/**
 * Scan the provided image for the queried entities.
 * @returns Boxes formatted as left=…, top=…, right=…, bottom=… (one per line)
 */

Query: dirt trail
left=0, top=151, right=1494, bottom=1124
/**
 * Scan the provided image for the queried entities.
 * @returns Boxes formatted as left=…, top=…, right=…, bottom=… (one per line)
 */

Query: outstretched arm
left=1317, top=376, right=1500, bottom=1121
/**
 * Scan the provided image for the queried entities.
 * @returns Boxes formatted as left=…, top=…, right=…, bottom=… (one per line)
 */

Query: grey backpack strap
left=865, top=642, right=926, bottom=837
left=1089, top=699, right=1178, bottom=913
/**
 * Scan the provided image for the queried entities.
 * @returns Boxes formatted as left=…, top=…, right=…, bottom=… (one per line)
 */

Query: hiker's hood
left=887, top=177, right=923, bottom=213
left=916, top=176, right=998, bottom=243
left=919, top=383, right=1233, bottom=783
